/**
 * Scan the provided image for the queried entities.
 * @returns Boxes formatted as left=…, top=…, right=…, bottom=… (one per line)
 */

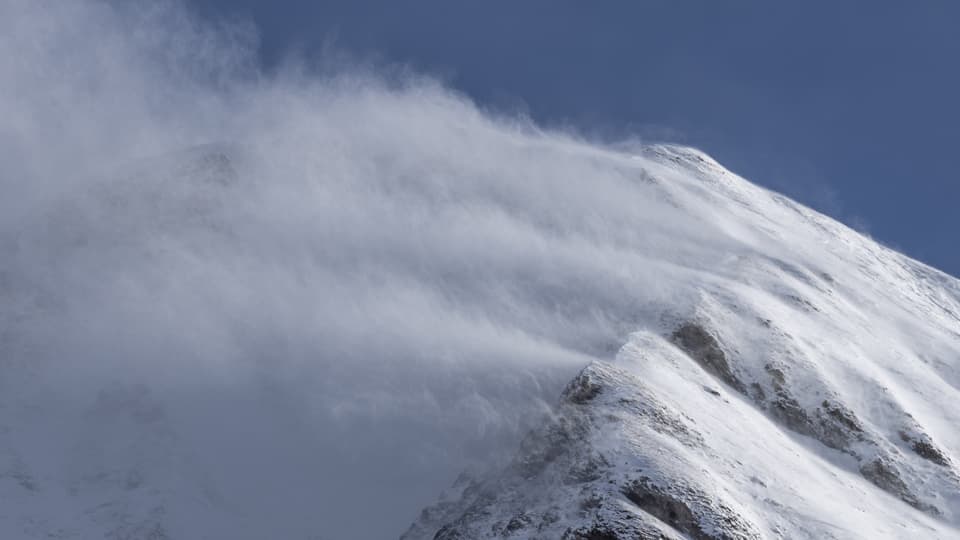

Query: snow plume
left=6, top=2, right=960, bottom=539
left=0, top=1, right=712, bottom=537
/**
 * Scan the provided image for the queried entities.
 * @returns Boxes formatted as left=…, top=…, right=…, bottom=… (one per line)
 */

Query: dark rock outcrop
left=671, top=323, right=746, bottom=394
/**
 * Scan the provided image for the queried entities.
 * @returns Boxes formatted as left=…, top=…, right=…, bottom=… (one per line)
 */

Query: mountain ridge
left=2, top=134, right=958, bottom=539
left=401, top=146, right=960, bottom=539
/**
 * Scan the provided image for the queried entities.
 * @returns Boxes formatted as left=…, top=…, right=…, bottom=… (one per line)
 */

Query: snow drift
left=1, top=1, right=958, bottom=539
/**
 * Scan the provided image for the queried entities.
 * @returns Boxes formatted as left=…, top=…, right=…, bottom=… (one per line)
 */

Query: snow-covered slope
left=4, top=134, right=958, bottom=539
left=3, top=4, right=960, bottom=531
left=5, top=2, right=959, bottom=539
left=402, top=146, right=960, bottom=539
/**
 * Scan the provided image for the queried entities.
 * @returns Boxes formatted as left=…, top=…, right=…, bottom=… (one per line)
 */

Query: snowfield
left=402, top=146, right=960, bottom=539
left=2, top=2, right=959, bottom=538
left=4, top=139, right=958, bottom=539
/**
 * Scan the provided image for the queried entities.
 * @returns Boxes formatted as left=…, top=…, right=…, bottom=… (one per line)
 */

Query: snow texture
left=2, top=1, right=959, bottom=539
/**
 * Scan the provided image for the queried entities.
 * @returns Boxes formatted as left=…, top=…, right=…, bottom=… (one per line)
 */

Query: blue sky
left=191, top=1, right=960, bottom=277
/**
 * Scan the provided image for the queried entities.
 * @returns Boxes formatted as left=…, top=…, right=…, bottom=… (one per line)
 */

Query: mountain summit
left=2, top=132, right=958, bottom=539
left=402, top=146, right=960, bottom=539
left=5, top=1, right=959, bottom=538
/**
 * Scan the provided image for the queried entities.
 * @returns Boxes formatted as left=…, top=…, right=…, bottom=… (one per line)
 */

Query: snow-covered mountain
left=4, top=138, right=958, bottom=539
left=401, top=146, right=960, bottom=539
left=2, top=4, right=959, bottom=536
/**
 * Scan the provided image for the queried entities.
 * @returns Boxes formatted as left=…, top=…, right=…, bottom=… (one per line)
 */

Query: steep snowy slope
left=403, top=146, right=960, bottom=539
left=5, top=2, right=959, bottom=538
left=3, top=134, right=958, bottom=539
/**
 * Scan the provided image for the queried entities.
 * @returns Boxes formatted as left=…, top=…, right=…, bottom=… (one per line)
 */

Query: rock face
left=671, top=323, right=746, bottom=394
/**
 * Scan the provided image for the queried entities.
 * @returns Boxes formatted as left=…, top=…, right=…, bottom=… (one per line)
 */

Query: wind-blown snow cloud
left=0, top=1, right=745, bottom=538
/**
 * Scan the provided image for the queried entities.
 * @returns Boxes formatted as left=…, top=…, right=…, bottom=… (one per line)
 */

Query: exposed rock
left=819, top=400, right=863, bottom=434
left=561, top=521, right=675, bottom=540
left=814, top=400, right=864, bottom=451
left=911, top=440, right=950, bottom=466
left=859, top=458, right=937, bottom=514
left=761, top=364, right=818, bottom=442
left=899, top=431, right=951, bottom=467
left=702, top=385, right=721, bottom=397
left=623, top=477, right=759, bottom=540
left=564, top=370, right=604, bottom=404
left=768, top=394, right=815, bottom=438
left=671, top=323, right=746, bottom=394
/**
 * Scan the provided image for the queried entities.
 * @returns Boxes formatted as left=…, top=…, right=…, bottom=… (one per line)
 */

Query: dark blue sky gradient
left=191, top=1, right=960, bottom=276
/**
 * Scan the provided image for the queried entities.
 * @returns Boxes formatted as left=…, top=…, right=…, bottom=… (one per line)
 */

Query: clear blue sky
left=191, top=1, right=960, bottom=277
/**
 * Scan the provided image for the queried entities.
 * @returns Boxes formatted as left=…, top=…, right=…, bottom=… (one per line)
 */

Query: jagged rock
left=808, top=399, right=865, bottom=452
left=859, top=458, right=936, bottom=514
left=671, top=323, right=746, bottom=394
left=623, top=477, right=759, bottom=540
left=403, top=362, right=760, bottom=540
left=565, top=370, right=605, bottom=404
left=899, top=431, right=951, bottom=467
